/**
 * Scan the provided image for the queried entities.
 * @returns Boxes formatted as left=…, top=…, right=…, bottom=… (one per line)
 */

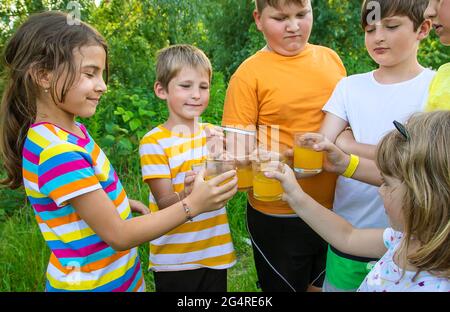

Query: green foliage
left=201, top=0, right=255, bottom=79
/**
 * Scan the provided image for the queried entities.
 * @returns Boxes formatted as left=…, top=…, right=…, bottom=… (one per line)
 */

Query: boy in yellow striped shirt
left=139, top=44, right=236, bottom=292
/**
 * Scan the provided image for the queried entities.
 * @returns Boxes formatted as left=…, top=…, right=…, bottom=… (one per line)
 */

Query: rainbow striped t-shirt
left=22, top=122, right=145, bottom=292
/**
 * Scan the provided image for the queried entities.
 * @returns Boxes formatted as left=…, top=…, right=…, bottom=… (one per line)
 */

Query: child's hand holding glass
left=187, top=168, right=238, bottom=214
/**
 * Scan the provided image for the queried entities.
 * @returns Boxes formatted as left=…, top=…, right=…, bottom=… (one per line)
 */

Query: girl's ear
left=154, top=81, right=168, bottom=100
left=30, top=65, right=52, bottom=90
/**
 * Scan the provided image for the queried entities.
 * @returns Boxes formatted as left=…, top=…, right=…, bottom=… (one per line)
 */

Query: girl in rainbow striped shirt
left=0, top=11, right=237, bottom=292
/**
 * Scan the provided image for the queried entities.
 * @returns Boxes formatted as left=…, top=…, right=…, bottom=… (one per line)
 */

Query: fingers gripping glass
left=393, top=120, right=409, bottom=140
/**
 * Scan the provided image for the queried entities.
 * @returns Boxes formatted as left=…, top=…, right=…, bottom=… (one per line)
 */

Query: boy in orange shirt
left=222, top=0, right=346, bottom=292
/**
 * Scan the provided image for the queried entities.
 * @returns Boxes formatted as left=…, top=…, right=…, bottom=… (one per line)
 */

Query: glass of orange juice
left=294, top=132, right=324, bottom=174
left=252, top=158, right=284, bottom=202
left=234, top=157, right=253, bottom=191
left=224, top=127, right=256, bottom=192
left=205, top=158, right=236, bottom=185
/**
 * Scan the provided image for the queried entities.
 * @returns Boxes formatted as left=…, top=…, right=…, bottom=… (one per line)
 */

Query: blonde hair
left=255, top=0, right=309, bottom=14
left=155, top=44, right=212, bottom=91
left=376, top=111, right=450, bottom=279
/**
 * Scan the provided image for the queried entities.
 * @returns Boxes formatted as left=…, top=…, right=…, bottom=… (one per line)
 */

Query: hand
left=282, top=148, right=294, bottom=168
left=206, top=126, right=225, bottom=158
left=335, top=129, right=355, bottom=154
left=308, top=136, right=350, bottom=175
left=205, top=125, right=225, bottom=139
left=129, top=199, right=150, bottom=215
left=263, top=164, right=304, bottom=209
left=186, top=169, right=238, bottom=215
left=184, top=171, right=197, bottom=196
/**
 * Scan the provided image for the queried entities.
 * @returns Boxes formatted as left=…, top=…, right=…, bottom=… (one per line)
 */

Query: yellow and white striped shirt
left=139, top=123, right=236, bottom=271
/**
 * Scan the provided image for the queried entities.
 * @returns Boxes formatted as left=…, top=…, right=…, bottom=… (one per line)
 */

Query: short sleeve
left=139, top=135, right=171, bottom=182
left=322, top=78, right=349, bottom=122
left=382, top=227, right=403, bottom=250
left=38, top=143, right=101, bottom=207
left=426, top=64, right=450, bottom=111
left=222, top=74, right=259, bottom=129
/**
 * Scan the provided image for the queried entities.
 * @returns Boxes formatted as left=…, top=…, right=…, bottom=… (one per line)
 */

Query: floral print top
left=358, top=228, right=449, bottom=292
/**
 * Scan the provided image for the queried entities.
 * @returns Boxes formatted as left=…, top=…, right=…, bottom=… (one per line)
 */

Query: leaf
left=117, top=139, right=133, bottom=155
left=122, top=111, right=134, bottom=123
left=138, top=107, right=156, bottom=117
left=129, top=119, right=142, bottom=131
left=114, top=107, right=125, bottom=115
left=101, top=135, right=116, bottom=146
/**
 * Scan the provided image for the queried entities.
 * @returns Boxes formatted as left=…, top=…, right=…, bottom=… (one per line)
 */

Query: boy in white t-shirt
left=318, top=0, right=435, bottom=292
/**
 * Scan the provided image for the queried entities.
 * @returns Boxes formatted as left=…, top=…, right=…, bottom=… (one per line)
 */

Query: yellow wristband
left=342, top=154, right=360, bottom=178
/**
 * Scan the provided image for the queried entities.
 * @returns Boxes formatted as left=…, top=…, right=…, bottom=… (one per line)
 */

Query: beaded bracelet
left=181, top=198, right=193, bottom=222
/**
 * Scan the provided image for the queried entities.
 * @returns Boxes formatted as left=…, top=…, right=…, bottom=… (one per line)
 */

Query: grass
left=0, top=169, right=259, bottom=292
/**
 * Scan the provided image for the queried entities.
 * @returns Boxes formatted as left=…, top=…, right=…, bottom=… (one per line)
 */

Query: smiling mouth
left=87, top=98, right=100, bottom=104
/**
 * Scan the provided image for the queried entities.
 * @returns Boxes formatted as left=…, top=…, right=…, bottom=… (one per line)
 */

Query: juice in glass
left=205, top=159, right=236, bottom=186
left=237, top=164, right=253, bottom=191
left=252, top=160, right=283, bottom=201
left=294, top=132, right=324, bottom=174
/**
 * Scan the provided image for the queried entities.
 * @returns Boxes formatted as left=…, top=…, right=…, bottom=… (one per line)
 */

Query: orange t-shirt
left=222, top=44, right=347, bottom=215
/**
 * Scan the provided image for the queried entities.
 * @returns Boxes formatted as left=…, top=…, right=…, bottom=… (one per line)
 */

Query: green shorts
left=324, top=245, right=378, bottom=291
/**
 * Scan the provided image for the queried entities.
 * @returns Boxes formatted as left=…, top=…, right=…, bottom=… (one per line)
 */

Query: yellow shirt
left=139, top=123, right=236, bottom=271
left=426, top=63, right=450, bottom=111
left=222, top=44, right=347, bottom=215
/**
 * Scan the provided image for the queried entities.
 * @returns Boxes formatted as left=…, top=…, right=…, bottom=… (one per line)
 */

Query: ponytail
left=0, top=76, right=36, bottom=189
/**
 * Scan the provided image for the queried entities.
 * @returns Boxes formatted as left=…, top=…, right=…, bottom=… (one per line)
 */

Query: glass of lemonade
left=191, top=162, right=205, bottom=174
left=205, top=158, right=236, bottom=185
left=224, top=127, right=256, bottom=192
left=252, top=152, right=284, bottom=202
left=294, top=132, right=324, bottom=174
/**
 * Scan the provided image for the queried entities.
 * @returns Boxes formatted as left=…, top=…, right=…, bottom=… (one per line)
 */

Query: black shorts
left=247, top=202, right=327, bottom=292
left=154, top=268, right=227, bottom=292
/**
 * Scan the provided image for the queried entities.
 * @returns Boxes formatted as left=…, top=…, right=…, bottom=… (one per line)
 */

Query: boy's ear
left=253, top=10, right=263, bottom=32
left=154, top=81, right=168, bottom=100
left=417, top=19, right=432, bottom=40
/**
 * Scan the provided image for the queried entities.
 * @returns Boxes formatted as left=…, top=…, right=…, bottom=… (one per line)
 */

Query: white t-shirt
left=323, top=69, right=435, bottom=228
left=358, top=228, right=449, bottom=292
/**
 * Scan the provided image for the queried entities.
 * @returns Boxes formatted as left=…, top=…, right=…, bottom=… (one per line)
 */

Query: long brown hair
left=376, top=111, right=450, bottom=278
left=0, top=11, right=108, bottom=189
